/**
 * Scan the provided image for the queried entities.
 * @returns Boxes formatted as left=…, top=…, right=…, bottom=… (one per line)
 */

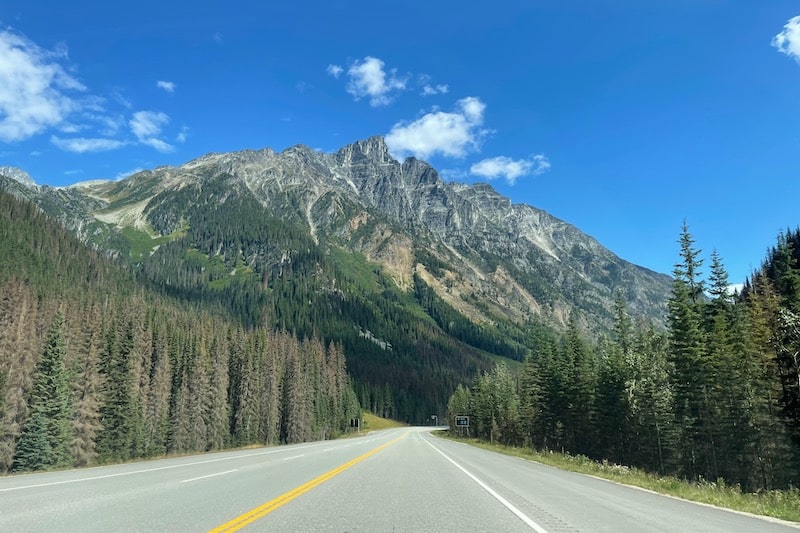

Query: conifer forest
left=449, top=224, right=800, bottom=491
left=3, top=183, right=800, bottom=496
left=0, top=192, right=359, bottom=473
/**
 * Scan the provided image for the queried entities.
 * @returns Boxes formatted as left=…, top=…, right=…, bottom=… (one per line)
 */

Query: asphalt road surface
left=0, top=427, right=797, bottom=532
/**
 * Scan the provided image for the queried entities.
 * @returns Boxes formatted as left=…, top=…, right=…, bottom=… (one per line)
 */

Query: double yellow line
left=209, top=432, right=408, bottom=532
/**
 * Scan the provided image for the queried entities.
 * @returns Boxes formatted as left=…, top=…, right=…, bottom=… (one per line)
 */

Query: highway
left=0, top=427, right=797, bottom=532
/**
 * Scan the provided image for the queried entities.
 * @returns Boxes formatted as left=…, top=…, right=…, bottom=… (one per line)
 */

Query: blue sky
left=1, top=1, right=800, bottom=285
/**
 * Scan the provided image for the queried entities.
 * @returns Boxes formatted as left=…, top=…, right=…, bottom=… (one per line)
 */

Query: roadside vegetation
left=361, top=411, right=407, bottom=431
left=446, top=224, right=800, bottom=522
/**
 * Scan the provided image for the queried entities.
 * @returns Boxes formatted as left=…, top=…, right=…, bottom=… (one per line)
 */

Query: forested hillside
left=0, top=191, right=359, bottom=473
left=0, top=138, right=675, bottom=424
left=112, top=171, right=514, bottom=422
left=449, top=224, right=800, bottom=491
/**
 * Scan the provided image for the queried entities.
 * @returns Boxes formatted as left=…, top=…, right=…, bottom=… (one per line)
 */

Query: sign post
left=454, top=415, right=469, bottom=437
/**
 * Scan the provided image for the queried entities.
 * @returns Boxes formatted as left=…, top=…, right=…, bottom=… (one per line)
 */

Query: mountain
left=0, top=136, right=672, bottom=421
left=0, top=166, right=37, bottom=189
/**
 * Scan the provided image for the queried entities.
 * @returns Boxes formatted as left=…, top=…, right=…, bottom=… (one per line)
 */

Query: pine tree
left=596, top=334, right=630, bottom=464
left=744, top=274, right=798, bottom=488
left=627, top=325, right=676, bottom=474
left=447, top=383, right=471, bottom=434
left=0, top=281, right=40, bottom=472
left=518, top=355, right=542, bottom=447
left=12, top=312, right=73, bottom=471
left=563, top=317, right=596, bottom=456
left=772, top=233, right=800, bottom=312
left=206, top=329, right=230, bottom=451
left=667, top=222, right=710, bottom=479
left=70, top=308, right=104, bottom=467
left=96, top=318, right=135, bottom=463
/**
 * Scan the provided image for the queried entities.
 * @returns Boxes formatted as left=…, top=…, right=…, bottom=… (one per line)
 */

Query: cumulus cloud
left=0, top=29, right=186, bottom=156
left=773, top=16, right=800, bottom=62
left=326, top=64, right=343, bottom=78
left=156, top=80, right=176, bottom=93
left=344, top=56, right=406, bottom=107
left=129, top=110, right=174, bottom=152
left=385, top=96, right=488, bottom=160
left=0, top=30, right=85, bottom=142
left=421, top=84, right=449, bottom=96
left=51, top=135, right=126, bottom=153
left=130, top=110, right=168, bottom=138
left=470, top=154, right=551, bottom=185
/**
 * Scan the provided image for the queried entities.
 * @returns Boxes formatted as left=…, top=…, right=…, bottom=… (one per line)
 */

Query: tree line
left=448, top=223, right=800, bottom=491
left=0, top=190, right=359, bottom=473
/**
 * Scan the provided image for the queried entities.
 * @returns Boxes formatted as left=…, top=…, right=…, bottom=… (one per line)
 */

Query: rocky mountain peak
left=9, top=137, right=672, bottom=332
left=336, top=136, right=394, bottom=166
left=0, top=166, right=38, bottom=189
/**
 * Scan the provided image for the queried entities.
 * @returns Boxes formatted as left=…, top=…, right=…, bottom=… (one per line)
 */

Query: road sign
left=454, top=415, right=469, bottom=427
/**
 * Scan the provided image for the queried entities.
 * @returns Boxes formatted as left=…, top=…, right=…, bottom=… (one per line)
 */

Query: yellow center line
left=208, top=431, right=409, bottom=533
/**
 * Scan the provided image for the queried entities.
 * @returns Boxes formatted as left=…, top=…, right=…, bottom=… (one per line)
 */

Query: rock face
left=0, top=166, right=38, bottom=189
left=3, top=136, right=672, bottom=331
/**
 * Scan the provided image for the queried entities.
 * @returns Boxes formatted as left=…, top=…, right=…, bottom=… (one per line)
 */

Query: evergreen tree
left=744, top=274, right=798, bottom=488
left=518, top=355, right=542, bottom=447
left=96, top=319, right=135, bottom=463
left=12, top=312, right=73, bottom=471
left=596, top=334, right=630, bottom=464
left=667, top=222, right=711, bottom=479
left=563, top=317, right=596, bottom=456
left=627, top=324, right=676, bottom=474
left=70, top=308, right=104, bottom=467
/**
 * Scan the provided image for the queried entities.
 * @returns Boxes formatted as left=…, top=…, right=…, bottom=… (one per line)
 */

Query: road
left=0, top=427, right=796, bottom=532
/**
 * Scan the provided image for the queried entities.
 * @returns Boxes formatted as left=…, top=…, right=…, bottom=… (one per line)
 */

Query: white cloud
left=142, top=137, right=174, bottom=153
left=130, top=110, right=169, bottom=138
left=345, top=56, right=406, bottom=107
left=176, top=126, right=189, bottom=143
left=326, top=64, right=343, bottom=78
left=156, top=80, right=176, bottom=93
left=773, top=16, right=800, bottom=62
left=213, top=32, right=223, bottom=44
left=470, top=154, right=551, bottom=185
left=422, top=84, right=449, bottom=96
left=51, top=135, right=126, bottom=153
left=385, top=96, right=488, bottom=160
left=84, top=112, right=124, bottom=136
left=129, top=110, right=173, bottom=152
left=58, top=122, right=89, bottom=134
left=0, top=30, right=85, bottom=142
left=111, top=89, right=132, bottom=109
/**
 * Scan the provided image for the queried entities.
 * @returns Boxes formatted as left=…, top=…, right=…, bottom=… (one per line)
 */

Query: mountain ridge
left=0, top=136, right=670, bottom=333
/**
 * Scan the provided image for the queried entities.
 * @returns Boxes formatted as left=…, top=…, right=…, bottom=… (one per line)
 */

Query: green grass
left=439, top=435, right=800, bottom=524
left=120, top=226, right=174, bottom=261
left=361, top=411, right=407, bottom=431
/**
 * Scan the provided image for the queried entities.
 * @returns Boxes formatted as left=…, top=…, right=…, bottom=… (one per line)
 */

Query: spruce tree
left=12, top=312, right=73, bottom=471
left=518, top=355, right=542, bottom=447
left=667, top=222, right=710, bottom=479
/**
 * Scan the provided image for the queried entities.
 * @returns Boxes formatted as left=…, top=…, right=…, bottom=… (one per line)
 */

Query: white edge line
left=0, top=442, right=331, bottom=493
left=0, top=431, right=399, bottom=493
left=180, top=469, right=238, bottom=484
left=422, top=436, right=549, bottom=533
